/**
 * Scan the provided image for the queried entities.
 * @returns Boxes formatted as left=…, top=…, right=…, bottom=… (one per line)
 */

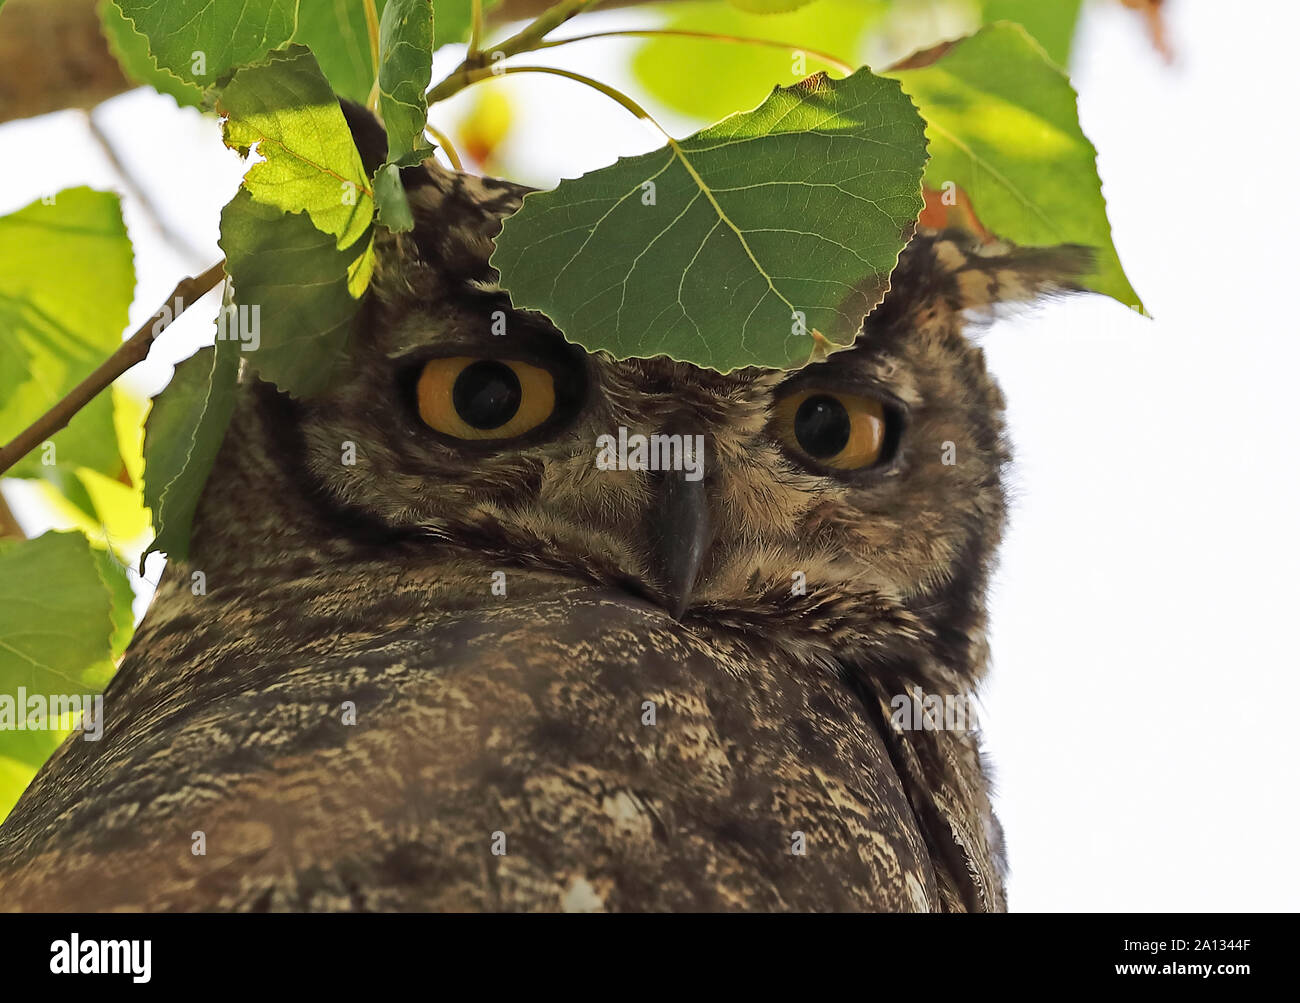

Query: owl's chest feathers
left=89, top=575, right=963, bottom=910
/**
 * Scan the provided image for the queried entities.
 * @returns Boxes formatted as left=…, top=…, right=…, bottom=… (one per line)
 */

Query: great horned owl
left=0, top=104, right=1085, bottom=912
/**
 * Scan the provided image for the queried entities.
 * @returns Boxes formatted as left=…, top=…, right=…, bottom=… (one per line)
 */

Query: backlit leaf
left=0, top=189, right=133, bottom=480
left=889, top=23, right=1141, bottom=308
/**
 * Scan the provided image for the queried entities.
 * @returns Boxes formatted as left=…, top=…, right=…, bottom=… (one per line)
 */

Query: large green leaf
left=633, top=1, right=887, bottom=126
left=730, top=0, right=819, bottom=11
left=99, top=0, right=207, bottom=108
left=113, top=0, right=297, bottom=86
left=977, top=0, right=1083, bottom=68
left=0, top=532, right=115, bottom=694
left=0, top=189, right=134, bottom=480
left=295, top=0, right=388, bottom=105
left=378, top=0, right=435, bottom=169
left=889, top=23, right=1141, bottom=308
left=493, top=69, right=928, bottom=372
left=219, top=44, right=376, bottom=293
left=141, top=336, right=241, bottom=565
left=219, top=190, right=360, bottom=396
left=0, top=531, right=125, bottom=821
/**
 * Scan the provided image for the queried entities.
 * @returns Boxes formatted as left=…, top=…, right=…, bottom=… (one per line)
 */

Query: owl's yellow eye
left=774, top=389, right=890, bottom=470
left=416, top=356, right=557, bottom=440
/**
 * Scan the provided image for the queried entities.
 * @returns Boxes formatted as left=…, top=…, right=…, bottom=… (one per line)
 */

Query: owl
left=0, top=103, right=1086, bottom=912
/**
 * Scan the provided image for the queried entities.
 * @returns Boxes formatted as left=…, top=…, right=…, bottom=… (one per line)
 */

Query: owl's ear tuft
left=934, top=236, right=1095, bottom=310
left=868, top=228, right=1093, bottom=335
left=339, top=98, right=388, bottom=177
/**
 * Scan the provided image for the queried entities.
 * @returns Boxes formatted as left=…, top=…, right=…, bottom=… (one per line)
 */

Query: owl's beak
left=647, top=470, right=713, bottom=620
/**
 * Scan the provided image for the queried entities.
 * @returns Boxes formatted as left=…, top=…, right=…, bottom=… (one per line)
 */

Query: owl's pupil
left=452, top=360, right=522, bottom=430
left=794, top=395, right=851, bottom=458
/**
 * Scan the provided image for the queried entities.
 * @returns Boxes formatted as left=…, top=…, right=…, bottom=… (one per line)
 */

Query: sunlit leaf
left=18, top=389, right=154, bottom=560
left=493, top=69, right=928, bottom=372
left=977, top=0, right=1083, bottom=68
left=0, top=532, right=115, bottom=694
left=219, top=43, right=376, bottom=294
left=0, top=189, right=133, bottom=480
left=730, top=0, right=819, bottom=11
left=889, top=23, right=1141, bottom=308
left=633, top=0, right=886, bottom=125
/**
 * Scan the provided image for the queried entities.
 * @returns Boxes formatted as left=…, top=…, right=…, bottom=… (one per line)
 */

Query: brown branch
left=0, top=0, right=132, bottom=124
left=0, top=261, right=227, bottom=477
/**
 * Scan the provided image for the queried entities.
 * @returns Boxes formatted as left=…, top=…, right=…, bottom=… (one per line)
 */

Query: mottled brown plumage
left=0, top=106, right=1086, bottom=912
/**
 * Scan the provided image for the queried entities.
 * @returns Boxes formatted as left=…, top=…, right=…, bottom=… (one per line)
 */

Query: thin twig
left=538, top=28, right=855, bottom=75
left=428, top=0, right=607, bottom=105
left=0, top=261, right=227, bottom=478
left=443, top=65, right=669, bottom=139
left=425, top=125, right=465, bottom=171
left=469, top=0, right=485, bottom=56
left=364, top=0, right=382, bottom=111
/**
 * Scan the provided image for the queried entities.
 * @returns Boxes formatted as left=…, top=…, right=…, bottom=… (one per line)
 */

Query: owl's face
left=275, top=166, right=1042, bottom=672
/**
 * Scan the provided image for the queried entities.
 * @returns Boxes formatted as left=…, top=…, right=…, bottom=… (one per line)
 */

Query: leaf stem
left=364, top=0, right=382, bottom=110
left=425, top=124, right=465, bottom=171
left=0, top=261, right=228, bottom=478
left=537, top=29, right=854, bottom=75
left=454, top=64, right=670, bottom=139
left=428, top=0, right=607, bottom=105
left=469, top=0, right=485, bottom=56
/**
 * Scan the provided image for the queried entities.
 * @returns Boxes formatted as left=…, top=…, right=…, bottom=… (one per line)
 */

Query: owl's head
left=232, top=104, right=1086, bottom=680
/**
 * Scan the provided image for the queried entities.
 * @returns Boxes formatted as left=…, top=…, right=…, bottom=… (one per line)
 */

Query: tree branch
left=0, top=0, right=696, bottom=125
left=0, top=261, right=227, bottom=477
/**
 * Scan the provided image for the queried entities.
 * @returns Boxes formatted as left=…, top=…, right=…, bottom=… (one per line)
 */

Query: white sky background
left=1, top=0, right=1297, bottom=910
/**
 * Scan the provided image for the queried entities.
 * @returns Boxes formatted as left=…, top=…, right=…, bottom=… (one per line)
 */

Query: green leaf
left=493, top=69, right=928, bottom=372
left=433, top=0, right=499, bottom=49
left=0, top=189, right=134, bottom=480
left=0, top=532, right=115, bottom=694
left=295, top=0, right=497, bottom=103
left=730, top=0, right=819, bottom=11
left=219, top=43, right=376, bottom=294
left=113, top=0, right=297, bottom=86
left=633, top=0, right=887, bottom=125
left=91, top=547, right=136, bottom=660
left=374, top=163, right=415, bottom=231
left=141, top=337, right=240, bottom=566
left=1, top=752, right=48, bottom=824
left=295, top=0, right=388, bottom=105
left=99, top=0, right=206, bottom=108
left=977, top=0, right=1083, bottom=68
left=378, top=0, right=435, bottom=168
left=219, top=190, right=360, bottom=396
left=19, top=389, right=154, bottom=557
left=889, top=23, right=1141, bottom=308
